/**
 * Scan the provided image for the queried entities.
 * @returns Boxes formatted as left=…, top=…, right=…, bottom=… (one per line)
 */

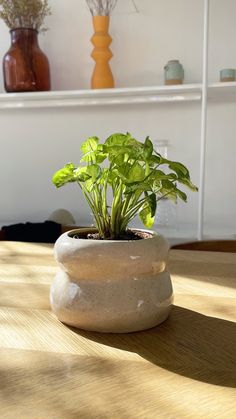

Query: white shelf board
left=0, top=84, right=202, bottom=109
left=208, top=81, right=236, bottom=101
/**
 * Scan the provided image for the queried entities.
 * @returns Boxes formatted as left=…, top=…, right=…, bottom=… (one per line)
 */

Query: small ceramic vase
left=164, top=60, right=184, bottom=85
left=90, top=15, right=114, bottom=89
left=220, top=68, right=236, bottom=82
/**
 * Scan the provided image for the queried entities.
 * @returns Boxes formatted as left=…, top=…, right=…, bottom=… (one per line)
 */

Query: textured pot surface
left=50, top=228, right=173, bottom=333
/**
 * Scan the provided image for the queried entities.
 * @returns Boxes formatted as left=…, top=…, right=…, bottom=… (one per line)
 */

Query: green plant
left=52, top=133, right=198, bottom=239
left=0, top=0, right=51, bottom=31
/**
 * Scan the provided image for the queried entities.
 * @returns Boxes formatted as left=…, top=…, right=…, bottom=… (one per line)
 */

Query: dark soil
left=70, top=229, right=152, bottom=241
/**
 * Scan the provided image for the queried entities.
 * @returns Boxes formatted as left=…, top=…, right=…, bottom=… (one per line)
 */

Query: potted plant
left=51, top=133, right=197, bottom=333
left=0, top=0, right=51, bottom=92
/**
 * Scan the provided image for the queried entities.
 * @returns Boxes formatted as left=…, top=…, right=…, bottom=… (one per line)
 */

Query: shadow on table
left=70, top=305, right=236, bottom=388
left=169, top=258, right=236, bottom=285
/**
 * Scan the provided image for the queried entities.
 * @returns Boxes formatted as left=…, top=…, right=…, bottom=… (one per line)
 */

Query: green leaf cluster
left=52, top=133, right=198, bottom=239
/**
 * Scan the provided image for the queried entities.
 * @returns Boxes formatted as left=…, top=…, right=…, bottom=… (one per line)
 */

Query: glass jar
left=152, top=139, right=179, bottom=236
left=154, top=198, right=179, bottom=237
left=152, top=139, right=169, bottom=158
left=3, top=28, right=51, bottom=92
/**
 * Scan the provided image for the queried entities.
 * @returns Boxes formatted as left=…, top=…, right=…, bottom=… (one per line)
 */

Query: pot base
left=60, top=308, right=171, bottom=334
left=50, top=270, right=173, bottom=333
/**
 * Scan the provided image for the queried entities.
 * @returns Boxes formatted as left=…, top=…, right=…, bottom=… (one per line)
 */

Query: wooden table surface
left=0, top=241, right=235, bottom=419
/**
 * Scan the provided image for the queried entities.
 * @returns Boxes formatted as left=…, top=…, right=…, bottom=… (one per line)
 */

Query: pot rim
left=65, top=227, right=160, bottom=243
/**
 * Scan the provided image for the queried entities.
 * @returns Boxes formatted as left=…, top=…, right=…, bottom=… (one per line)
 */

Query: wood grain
left=0, top=242, right=236, bottom=418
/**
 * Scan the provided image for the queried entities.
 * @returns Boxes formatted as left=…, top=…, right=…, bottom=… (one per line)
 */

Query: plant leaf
left=176, top=188, right=187, bottom=202
left=105, top=133, right=130, bottom=146
left=147, top=192, right=157, bottom=217
left=169, top=161, right=190, bottom=178
left=80, top=137, right=99, bottom=163
left=127, top=162, right=145, bottom=182
left=74, top=166, right=91, bottom=182
left=86, top=164, right=101, bottom=181
left=52, top=163, right=76, bottom=188
left=81, top=136, right=99, bottom=154
left=139, top=201, right=155, bottom=228
left=144, top=136, right=153, bottom=159
left=124, top=182, right=152, bottom=194
left=95, top=144, right=107, bottom=163
left=177, top=177, right=198, bottom=191
left=148, top=155, right=161, bottom=165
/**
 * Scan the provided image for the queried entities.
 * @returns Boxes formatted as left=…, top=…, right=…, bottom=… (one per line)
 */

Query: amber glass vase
left=3, top=28, right=51, bottom=93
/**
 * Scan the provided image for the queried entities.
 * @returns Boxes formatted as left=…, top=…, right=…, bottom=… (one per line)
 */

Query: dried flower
left=86, top=0, right=118, bottom=16
left=0, top=0, right=51, bottom=31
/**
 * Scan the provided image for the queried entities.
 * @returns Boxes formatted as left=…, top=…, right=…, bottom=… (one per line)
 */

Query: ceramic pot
left=90, top=16, right=114, bottom=88
left=3, top=28, right=51, bottom=93
left=220, top=68, right=236, bottom=82
left=164, top=59, right=184, bottom=85
left=50, top=228, right=173, bottom=333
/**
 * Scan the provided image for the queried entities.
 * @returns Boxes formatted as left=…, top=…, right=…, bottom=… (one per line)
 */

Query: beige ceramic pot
left=50, top=228, right=173, bottom=333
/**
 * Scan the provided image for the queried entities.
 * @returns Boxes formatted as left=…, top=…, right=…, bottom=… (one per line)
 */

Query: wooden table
left=0, top=241, right=235, bottom=419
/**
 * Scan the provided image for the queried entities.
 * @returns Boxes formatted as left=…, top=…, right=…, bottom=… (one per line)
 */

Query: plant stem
left=110, top=180, right=123, bottom=237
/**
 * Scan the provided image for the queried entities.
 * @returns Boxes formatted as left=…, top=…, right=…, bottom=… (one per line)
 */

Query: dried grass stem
left=0, top=0, right=51, bottom=31
left=86, top=0, right=118, bottom=16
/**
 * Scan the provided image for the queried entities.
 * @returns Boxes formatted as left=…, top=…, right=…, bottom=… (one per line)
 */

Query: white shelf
left=0, top=84, right=202, bottom=109
left=0, top=82, right=235, bottom=109
left=208, top=81, right=236, bottom=101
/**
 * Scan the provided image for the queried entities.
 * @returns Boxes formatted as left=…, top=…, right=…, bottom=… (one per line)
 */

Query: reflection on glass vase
left=153, top=139, right=169, bottom=158
left=153, top=139, right=178, bottom=236
left=154, top=198, right=178, bottom=237
left=3, top=28, right=51, bottom=93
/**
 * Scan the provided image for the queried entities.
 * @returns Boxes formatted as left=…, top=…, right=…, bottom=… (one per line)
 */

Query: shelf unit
left=0, top=81, right=235, bottom=109
left=208, top=81, right=236, bottom=101
left=0, top=84, right=202, bottom=109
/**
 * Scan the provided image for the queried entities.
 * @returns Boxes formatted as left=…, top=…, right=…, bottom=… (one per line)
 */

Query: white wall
left=0, top=0, right=235, bottom=239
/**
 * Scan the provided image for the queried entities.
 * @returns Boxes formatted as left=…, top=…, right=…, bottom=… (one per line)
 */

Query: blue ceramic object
left=164, top=60, right=184, bottom=85
left=220, top=68, right=235, bottom=82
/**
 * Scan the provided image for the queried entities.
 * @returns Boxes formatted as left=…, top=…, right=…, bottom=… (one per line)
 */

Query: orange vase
left=91, top=15, right=114, bottom=89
